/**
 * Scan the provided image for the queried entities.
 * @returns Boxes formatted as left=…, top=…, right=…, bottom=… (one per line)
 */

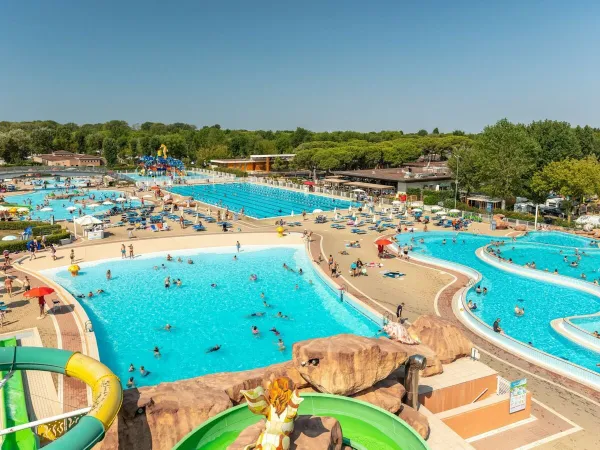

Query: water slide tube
left=0, top=346, right=122, bottom=450
left=0, top=338, right=36, bottom=450
left=174, top=393, right=430, bottom=450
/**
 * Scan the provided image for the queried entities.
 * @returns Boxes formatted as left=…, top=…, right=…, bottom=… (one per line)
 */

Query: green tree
left=527, top=120, right=581, bottom=168
left=475, top=119, right=539, bottom=200
left=531, top=156, right=600, bottom=221
left=30, top=127, right=55, bottom=153
left=0, top=129, right=31, bottom=162
left=290, top=127, right=312, bottom=148
left=574, top=125, right=599, bottom=157
left=417, top=129, right=428, bottom=136
left=102, top=137, right=118, bottom=166
left=85, top=133, right=105, bottom=154
left=446, top=145, right=482, bottom=197
left=432, top=127, right=440, bottom=135
left=452, top=130, right=465, bottom=136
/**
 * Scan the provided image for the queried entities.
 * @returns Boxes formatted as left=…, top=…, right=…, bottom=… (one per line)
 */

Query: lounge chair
left=162, top=222, right=170, bottom=231
left=150, top=224, right=159, bottom=232
left=382, top=271, right=404, bottom=278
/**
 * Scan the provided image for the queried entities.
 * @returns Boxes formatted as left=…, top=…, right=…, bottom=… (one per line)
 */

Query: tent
left=73, top=215, right=102, bottom=238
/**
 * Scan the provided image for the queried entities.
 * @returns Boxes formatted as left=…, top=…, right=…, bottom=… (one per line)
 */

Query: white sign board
left=509, top=378, right=527, bottom=414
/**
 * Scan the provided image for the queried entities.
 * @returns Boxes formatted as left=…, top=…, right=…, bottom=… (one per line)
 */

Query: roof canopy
left=345, top=181, right=395, bottom=190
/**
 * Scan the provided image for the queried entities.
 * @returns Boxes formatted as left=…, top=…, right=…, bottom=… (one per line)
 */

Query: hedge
left=210, top=167, right=248, bottom=177
left=0, top=221, right=48, bottom=230
left=31, top=225, right=63, bottom=235
left=0, top=231, right=72, bottom=253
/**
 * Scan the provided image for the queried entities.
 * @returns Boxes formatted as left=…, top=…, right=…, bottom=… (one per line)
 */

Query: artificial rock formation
left=98, top=379, right=232, bottom=450
left=351, top=374, right=406, bottom=413
left=398, top=404, right=430, bottom=440
left=408, top=315, right=472, bottom=364
left=293, top=334, right=408, bottom=395
left=388, top=340, right=444, bottom=377
left=229, top=416, right=343, bottom=450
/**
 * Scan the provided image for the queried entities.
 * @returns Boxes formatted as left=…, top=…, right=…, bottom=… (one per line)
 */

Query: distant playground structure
left=137, top=145, right=187, bottom=177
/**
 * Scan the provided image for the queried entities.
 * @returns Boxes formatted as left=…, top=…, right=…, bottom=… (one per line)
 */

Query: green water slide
left=0, top=338, right=37, bottom=450
left=174, top=393, right=430, bottom=450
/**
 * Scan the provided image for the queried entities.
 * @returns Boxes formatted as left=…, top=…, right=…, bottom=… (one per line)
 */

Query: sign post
left=509, top=378, right=527, bottom=414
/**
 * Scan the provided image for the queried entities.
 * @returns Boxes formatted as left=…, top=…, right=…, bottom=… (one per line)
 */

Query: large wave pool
left=5, top=189, right=139, bottom=221
left=43, top=245, right=380, bottom=387
left=169, top=183, right=359, bottom=219
left=395, top=231, right=600, bottom=373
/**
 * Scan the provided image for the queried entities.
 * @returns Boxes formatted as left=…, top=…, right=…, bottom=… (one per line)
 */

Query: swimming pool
left=43, top=245, right=380, bottom=387
left=570, top=315, right=600, bottom=334
left=5, top=189, right=140, bottom=221
left=169, top=183, right=359, bottom=219
left=122, top=172, right=212, bottom=183
left=395, top=231, right=600, bottom=373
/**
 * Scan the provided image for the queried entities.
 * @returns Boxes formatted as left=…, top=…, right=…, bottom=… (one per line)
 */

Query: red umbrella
left=23, top=287, right=55, bottom=298
left=303, top=181, right=316, bottom=186
left=375, top=238, right=393, bottom=246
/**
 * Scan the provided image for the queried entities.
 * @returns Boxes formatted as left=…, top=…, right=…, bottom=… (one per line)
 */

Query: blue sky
left=0, top=0, right=598, bottom=132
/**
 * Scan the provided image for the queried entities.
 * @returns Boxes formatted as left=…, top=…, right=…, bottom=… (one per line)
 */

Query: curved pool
left=42, top=245, right=381, bottom=387
left=395, top=231, right=600, bottom=373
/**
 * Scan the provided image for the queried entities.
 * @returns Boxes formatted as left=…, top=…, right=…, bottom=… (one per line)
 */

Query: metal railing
left=496, top=376, right=511, bottom=395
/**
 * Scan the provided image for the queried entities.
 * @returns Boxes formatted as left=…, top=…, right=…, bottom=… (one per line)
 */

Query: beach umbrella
left=375, top=238, right=393, bottom=246
left=313, top=209, right=323, bottom=214
left=1, top=235, right=17, bottom=241
left=412, top=208, right=423, bottom=213
left=303, top=181, right=315, bottom=186
left=40, top=207, right=53, bottom=212
left=291, top=211, right=294, bottom=217
left=87, top=203, right=100, bottom=209
left=372, top=216, right=377, bottom=224
left=392, top=200, right=402, bottom=206
left=115, top=197, right=126, bottom=202
left=129, top=196, right=139, bottom=201
left=431, top=206, right=443, bottom=212
left=66, top=206, right=77, bottom=211
left=352, top=189, right=365, bottom=193
left=102, top=201, right=114, bottom=205
left=143, top=194, right=153, bottom=198
left=449, top=209, right=461, bottom=214
left=23, top=286, right=55, bottom=298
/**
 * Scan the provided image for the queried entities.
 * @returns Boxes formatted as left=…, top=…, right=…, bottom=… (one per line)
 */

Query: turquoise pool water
left=43, top=245, right=380, bottom=387
left=6, top=189, right=139, bottom=221
left=497, top=243, right=600, bottom=283
left=395, top=231, right=600, bottom=373
left=570, top=316, right=600, bottom=334
left=124, top=172, right=211, bottom=183
left=169, top=183, right=359, bottom=219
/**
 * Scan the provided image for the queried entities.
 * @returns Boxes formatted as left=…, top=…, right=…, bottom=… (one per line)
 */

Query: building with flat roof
left=33, top=151, right=105, bottom=167
left=210, top=154, right=295, bottom=173
left=333, top=162, right=452, bottom=192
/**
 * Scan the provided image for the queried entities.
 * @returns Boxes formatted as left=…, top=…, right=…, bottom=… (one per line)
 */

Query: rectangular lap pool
left=168, top=183, right=359, bottom=219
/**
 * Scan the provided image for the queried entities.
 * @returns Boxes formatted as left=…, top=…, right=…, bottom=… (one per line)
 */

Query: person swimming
left=87, top=292, right=94, bottom=298
left=270, top=327, right=280, bottom=336
left=177, top=257, right=183, bottom=263
left=483, top=287, right=488, bottom=295
left=96, top=289, right=104, bottom=294
left=164, top=277, right=171, bottom=288
left=128, top=363, right=135, bottom=372
left=153, top=346, right=161, bottom=358
left=164, top=324, right=172, bottom=331
left=514, top=305, right=525, bottom=316
left=248, top=312, right=265, bottom=317
left=211, top=283, right=217, bottom=288
left=249, top=274, right=257, bottom=281
left=263, top=300, right=271, bottom=308
left=187, top=259, right=194, bottom=264
left=140, top=366, right=150, bottom=377
left=206, top=344, right=221, bottom=353
left=167, top=254, right=173, bottom=261
left=298, top=268, right=303, bottom=275
left=275, top=311, right=289, bottom=319
left=233, top=255, right=238, bottom=261
left=260, top=292, right=265, bottom=299
left=277, top=338, right=285, bottom=351
left=175, top=279, right=182, bottom=287
left=252, top=325, right=260, bottom=335
left=127, top=377, right=135, bottom=388
left=475, top=285, right=482, bottom=294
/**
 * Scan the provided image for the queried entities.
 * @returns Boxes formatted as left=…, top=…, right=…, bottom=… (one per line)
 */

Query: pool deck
left=2, top=184, right=599, bottom=448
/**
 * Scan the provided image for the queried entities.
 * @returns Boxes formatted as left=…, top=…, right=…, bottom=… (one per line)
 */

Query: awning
left=345, top=181, right=395, bottom=190
left=323, top=179, right=349, bottom=184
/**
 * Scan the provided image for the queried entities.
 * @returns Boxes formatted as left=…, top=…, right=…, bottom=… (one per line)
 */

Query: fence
left=496, top=376, right=511, bottom=395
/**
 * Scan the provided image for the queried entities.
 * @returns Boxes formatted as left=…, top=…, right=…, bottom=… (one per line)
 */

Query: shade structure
left=65, top=206, right=77, bottom=211
left=74, top=215, right=102, bottom=226
left=23, top=286, right=55, bottom=298
left=375, top=238, right=393, bottom=246
left=102, top=201, right=114, bottom=205
left=1, top=235, right=17, bottom=241
left=352, top=189, right=366, bottom=193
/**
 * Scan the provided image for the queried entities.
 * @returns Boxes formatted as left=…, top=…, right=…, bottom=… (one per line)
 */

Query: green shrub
left=210, top=167, right=248, bottom=177
left=31, top=225, right=63, bottom=235
left=0, top=230, right=72, bottom=253
left=0, top=221, right=47, bottom=230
